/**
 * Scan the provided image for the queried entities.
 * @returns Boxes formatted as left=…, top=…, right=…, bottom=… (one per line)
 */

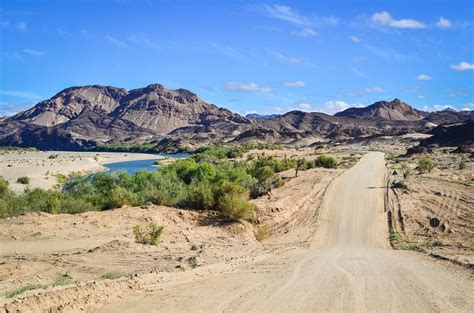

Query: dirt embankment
left=0, top=164, right=341, bottom=311
left=387, top=148, right=474, bottom=267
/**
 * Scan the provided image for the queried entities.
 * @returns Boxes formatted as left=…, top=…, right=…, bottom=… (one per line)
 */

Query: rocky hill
left=1, top=85, right=472, bottom=151
left=335, top=98, right=427, bottom=121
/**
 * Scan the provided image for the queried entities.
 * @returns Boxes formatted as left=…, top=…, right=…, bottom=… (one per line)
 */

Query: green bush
left=52, top=277, right=78, bottom=287
left=314, top=155, right=338, bottom=168
left=3, top=284, right=45, bottom=298
left=106, top=187, right=139, bottom=209
left=0, top=177, right=11, bottom=198
left=182, top=181, right=214, bottom=210
left=133, top=222, right=164, bottom=245
left=17, top=176, right=30, bottom=184
left=101, top=271, right=126, bottom=280
left=219, top=194, right=254, bottom=221
left=418, top=156, right=435, bottom=173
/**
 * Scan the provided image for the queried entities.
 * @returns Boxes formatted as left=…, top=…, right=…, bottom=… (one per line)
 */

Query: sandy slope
left=2, top=152, right=472, bottom=312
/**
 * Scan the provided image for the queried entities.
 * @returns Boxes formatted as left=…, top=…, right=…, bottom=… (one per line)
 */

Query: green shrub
left=458, top=156, right=468, bottom=170
left=101, top=271, right=126, bottom=280
left=3, top=284, right=45, bottom=298
left=133, top=222, right=164, bottom=245
left=219, top=194, right=254, bottom=221
left=182, top=181, right=214, bottom=210
left=52, top=277, right=78, bottom=287
left=16, top=176, right=30, bottom=184
left=0, top=176, right=11, bottom=198
left=418, top=156, right=435, bottom=173
left=106, top=187, right=139, bottom=209
left=314, top=155, right=337, bottom=168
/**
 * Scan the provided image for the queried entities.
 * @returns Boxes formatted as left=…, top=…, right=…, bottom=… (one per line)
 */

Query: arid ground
left=1, top=149, right=472, bottom=312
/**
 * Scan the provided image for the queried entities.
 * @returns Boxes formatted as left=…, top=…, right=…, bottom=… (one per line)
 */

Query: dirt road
left=100, top=152, right=473, bottom=312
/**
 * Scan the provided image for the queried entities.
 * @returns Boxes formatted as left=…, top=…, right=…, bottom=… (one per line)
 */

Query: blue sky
left=1, top=0, right=473, bottom=116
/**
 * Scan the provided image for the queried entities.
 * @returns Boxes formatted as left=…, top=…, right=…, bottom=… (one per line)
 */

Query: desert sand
left=0, top=150, right=161, bottom=193
left=1, top=152, right=472, bottom=312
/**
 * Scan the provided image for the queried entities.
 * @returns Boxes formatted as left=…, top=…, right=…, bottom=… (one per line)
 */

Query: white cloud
left=18, top=21, right=27, bottom=32
left=320, top=101, right=351, bottom=114
left=296, top=102, right=313, bottom=111
left=271, top=51, right=302, bottom=64
left=22, top=49, right=45, bottom=56
left=422, top=104, right=455, bottom=112
left=436, top=17, right=451, bottom=29
left=417, top=95, right=425, bottom=99
left=262, top=4, right=338, bottom=26
left=293, top=27, right=317, bottom=37
left=211, top=43, right=243, bottom=59
left=417, top=74, right=432, bottom=80
left=284, top=81, right=305, bottom=87
left=105, top=34, right=129, bottom=48
left=371, top=11, right=426, bottom=29
left=0, top=90, right=43, bottom=100
left=352, top=56, right=366, bottom=63
left=352, top=67, right=367, bottom=78
left=263, top=4, right=308, bottom=25
left=464, top=103, right=474, bottom=108
left=350, top=36, right=360, bottom=43
left=362, top=87, right=385, bottom=93
left=225, top=82, right=272, bottom=93
left=450, top=61, right=474, bottom=71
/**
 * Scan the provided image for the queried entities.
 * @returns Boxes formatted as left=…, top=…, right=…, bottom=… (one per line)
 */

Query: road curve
left=101, top=152, right=474, bottom=312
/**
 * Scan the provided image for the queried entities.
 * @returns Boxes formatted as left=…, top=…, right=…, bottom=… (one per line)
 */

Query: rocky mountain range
left=1, top=84, right=473, bottom=151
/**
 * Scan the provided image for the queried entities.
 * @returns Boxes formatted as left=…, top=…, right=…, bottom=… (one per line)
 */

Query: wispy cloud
left=404, top=86, right=421, bottom=93
left=211, top=43, right=243, bottom=59
left=262, top=4, right=338, bottom=26
left=284, top=81, right=305, bottom=87
left=436, top=17, right=451, bottom=29
left=352, top=67, right=367, bottom=78
left=463, top=103, right=474, bottom=109
left=371, top=11, right=426, bottom=29
left=22, top=49, right=45, bottom=56
left=417, top=74, right=432, bottom=80
left=271, top=51, right=302, bottom=64
left=293, top=27, right=317, bottom=37
left=363, top=44, right=409, bottom=62
left=0, top=102, right=34, bottom=116
left=318, top=101, right=364, bottom=114
left=105, top=34, right=129, bottom=48
left=350, top=35, right=360, bottom=43
left=417, top=95, right=425, bottom=100
left=0, top=21, right=9, bottom=27
left=0, top=90, right=43, bottom=100
left=422, top=104, right=455, bottom=112
left=225, top=82, right=272, bottom=94
left=450, top=61, right=474, bottom=71
left=362, top=87, right=385, bottom=93
left=352, top=56, right=366, bottom=63
left=18, top=21, right=27, bottom=32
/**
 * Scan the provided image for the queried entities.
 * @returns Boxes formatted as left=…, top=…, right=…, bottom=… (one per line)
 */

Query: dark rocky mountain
left=422, top=110, right=474, bottom=125
left=246, top=113, right=282, bottom=120
left=335, top=98, right=427, bottom=121
left=1, top=84, right=472, bottom=151
left=420, top=121, right=474, bottom=147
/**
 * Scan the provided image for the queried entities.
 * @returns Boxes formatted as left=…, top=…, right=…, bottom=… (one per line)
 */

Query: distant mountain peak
left=335, top=99, right=426, bottom=121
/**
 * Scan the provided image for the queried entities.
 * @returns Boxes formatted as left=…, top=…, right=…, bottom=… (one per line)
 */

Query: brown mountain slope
left=335, top=98, right=427, bottom=121
left=10, top=86, right=127, bottom=127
